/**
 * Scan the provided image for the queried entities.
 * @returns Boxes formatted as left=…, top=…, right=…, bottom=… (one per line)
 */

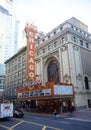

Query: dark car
left=13, top=109, right=24, bottom=118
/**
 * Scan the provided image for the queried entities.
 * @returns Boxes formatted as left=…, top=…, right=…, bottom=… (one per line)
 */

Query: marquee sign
left=54, top=85, right=73, bottom=95
left=16, top=82, right=74, bottom=99
left=17, top=88, right=51, bottom=98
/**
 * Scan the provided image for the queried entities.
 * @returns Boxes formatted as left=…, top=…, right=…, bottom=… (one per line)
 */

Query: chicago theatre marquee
left=17, top=17, right=91, bottom=111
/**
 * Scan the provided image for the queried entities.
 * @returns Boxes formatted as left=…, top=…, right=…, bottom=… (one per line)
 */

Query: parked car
left=13, top=109, right=24, bottom=118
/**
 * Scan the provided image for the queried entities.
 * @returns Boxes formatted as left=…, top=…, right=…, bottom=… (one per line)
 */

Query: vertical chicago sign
left=25, top=24, right=37, bottom=85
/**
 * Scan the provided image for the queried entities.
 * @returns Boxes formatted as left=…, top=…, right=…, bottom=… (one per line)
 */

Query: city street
left=0, top=109, right=91, bottom=130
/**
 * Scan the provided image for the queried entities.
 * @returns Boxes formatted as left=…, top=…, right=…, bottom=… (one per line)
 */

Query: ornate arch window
left=47, top=60, right=59, bottom=83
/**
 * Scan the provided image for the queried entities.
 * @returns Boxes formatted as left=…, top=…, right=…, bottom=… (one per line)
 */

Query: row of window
left=37, top=35, right=90, bottom=56
left=71, top=25, right=91, bottom=39
left=5, top=89, right=16, bottom=96
left=6, top=69, right=26, bottom=82
left=37, top=23, right=91, bottom=47
left=37, top=26, right=64, bottom=45
left=7, top=53, right=26, bottom=68
left=6, top=60, right=26, bottom=73
left=5, top=77, right=26, bottom=88
left=72, top=36, right=89, bottom=49
left=37, top=36, right=67, bottom=56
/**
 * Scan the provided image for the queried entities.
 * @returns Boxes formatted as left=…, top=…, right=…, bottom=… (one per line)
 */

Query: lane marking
left=0, top=124, right=10, bottom=130
left=9, top=120, right=24, bottom=130
left=24, top=120, right=62, bottom=130
left=42, top=126, right=46, bottom=130
left=14, top=119, right=63, bottom=130
left=66, top=118, right=91, bottom=122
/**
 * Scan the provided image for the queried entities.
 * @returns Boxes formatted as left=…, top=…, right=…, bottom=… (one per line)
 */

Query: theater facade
left=5, top=17, right=91, bottom=112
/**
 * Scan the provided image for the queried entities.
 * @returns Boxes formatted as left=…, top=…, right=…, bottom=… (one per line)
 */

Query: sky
left=13, top=0, right=91, bottom=48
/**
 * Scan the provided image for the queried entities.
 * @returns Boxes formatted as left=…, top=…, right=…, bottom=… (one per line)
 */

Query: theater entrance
left=31, top=97, right=74, bottom=114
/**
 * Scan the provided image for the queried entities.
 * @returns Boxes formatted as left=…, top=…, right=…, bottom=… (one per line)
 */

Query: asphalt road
left=0, top=109, right=91, bottom=130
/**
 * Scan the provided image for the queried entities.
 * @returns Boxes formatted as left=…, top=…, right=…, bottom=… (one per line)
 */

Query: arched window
left=84, top=76, right=89, bottom=90
left=47, top=60, right=59, bottom=83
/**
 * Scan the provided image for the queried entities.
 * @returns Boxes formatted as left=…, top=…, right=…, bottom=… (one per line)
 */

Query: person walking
left=69, top=105, right=73, bottom=113
left=53, top=109, right=58, bottom=118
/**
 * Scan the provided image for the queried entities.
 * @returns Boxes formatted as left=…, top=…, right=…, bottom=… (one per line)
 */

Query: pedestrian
left=53, top=109, right=58, bottom=118
left=69, top=106, right=73, bottom=113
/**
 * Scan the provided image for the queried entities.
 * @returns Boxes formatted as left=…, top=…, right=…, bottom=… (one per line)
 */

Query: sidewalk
left=59, top=108, right=91, bottom=122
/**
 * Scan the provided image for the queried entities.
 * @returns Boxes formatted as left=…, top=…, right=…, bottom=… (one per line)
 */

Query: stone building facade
left=35, top=17, right=91, bottom=110
left=5, top=17, right=91, bottom=110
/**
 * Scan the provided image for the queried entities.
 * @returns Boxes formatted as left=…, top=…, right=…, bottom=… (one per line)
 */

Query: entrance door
left=30, top=100, right=36, bottom=108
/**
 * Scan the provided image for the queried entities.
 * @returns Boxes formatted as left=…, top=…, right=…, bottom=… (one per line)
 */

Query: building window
left=22, top=61, right=25, bottom=67
left=80, top=40, right=83, bottom=46
left=14, top=81, right=17, bottom=86
left=54, top=31, right=56, bottom=35
left=18, top=71, right=22, bottom=78
left=42, top=39, right=45, bottom=42
left=22, top=78, right=26, bottom=84
left=22, top=69, right=26, bottom=76
left=18, top=79, right=22, bottom=85
left=14, top=73, right=18, bottom=79
left=87, top=34, right=89, bottom=37
left=80, top=30, right=82, bottom=34
left=12, top=67, right=13, bottom=71
left=60, top=26, right=63, bottom=30
left=42, top=48, right=45, bottom=53
left=48, top=35, right=50, bottom=38
left=86, top=43, right=89, bottom=48
left=18, top=56, right=21, bottom=61
left=37, top=51, right=40, bottom=56
left=15, top=65, right=17, bottom=70
left=54, top=41, right=57, bottom=47
left=22, top=53, right=25, bottom=60
left=73, top=37, right=76, bottom=42
left=48, top=45, right=51, bottom=50
left=84, top=32, right=86, bottom=35
left=37, top=41, right=40, bottom=45
left=71, top=26, right=74, bottom=29
left=62, top=37, right=65, bottom=43
left=12, top=75, right=14, bottom=79
left=84, top=76, right=89, bottom=90
left=18, top=63, right=21, bottom=68
left=15, top=58, right=17, bottom=64
left=76, top=28, right=78, bottom=31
